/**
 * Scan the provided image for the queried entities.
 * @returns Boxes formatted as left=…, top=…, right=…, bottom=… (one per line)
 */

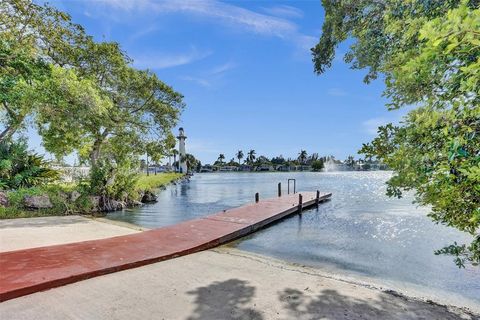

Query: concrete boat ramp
left=0, top=191, right=331, bottom=302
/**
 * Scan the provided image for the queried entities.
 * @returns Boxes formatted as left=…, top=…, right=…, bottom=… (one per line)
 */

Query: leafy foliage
left=0, top=139, right=58, bottom=189
left=314, top=0, right=479, bottom=266
left=311, top=160, right=325, bottom=171
left=1, top=0, right=185, bottom=201
left=88, top=158, right=134, bottom=201
left=0, top=38, right=51, bottom=140
left=236, top=150, right=244, bottom=165
left=0, top=0, right=87, bottom=141
left=182, top=153, right=201, bottom=172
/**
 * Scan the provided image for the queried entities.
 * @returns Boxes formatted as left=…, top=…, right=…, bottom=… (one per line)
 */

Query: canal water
left=107, top=171, right=479, bottom=307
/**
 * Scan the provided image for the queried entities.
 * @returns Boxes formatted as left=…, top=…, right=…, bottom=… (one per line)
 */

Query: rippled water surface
left=107, top=172, right=479, bottom=306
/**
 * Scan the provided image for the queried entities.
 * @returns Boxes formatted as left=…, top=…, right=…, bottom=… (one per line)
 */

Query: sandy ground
left=0, top=216, right=144, bottom=252
left=0, top=216, right=478, bottom=320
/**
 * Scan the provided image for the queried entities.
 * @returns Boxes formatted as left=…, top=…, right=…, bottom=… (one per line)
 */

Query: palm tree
left=346, top=155, right=355, bottom=167
left=217, top=153, right=225, bottom=164
left=298, top=150, right=308, bottom=164
left=247, top=149, right=256, bottom=164
left=310, top=152, right=319, bottom=162
left=172, top=149, right=179, bottom=171
left=236, top=150, right=244, bottom=165
left=183, top=153, right=199, bottom=173
left=167, top=150, right=174, bottom=168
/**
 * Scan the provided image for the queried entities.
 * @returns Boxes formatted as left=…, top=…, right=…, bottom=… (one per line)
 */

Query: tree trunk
left=0, top=126, right=15, bottom=142
left=89, top=130, right=109, bottom=167
left=90, top=141, right=101, bottom=168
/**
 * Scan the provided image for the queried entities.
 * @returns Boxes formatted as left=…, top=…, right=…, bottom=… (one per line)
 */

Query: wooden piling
left=298, top=193, right=303, bottom=212
left=316, top=190, right=320, bottom=206
left=278, top=183, right=282, bottom=197
left=255, top=192, right=259, bottom=203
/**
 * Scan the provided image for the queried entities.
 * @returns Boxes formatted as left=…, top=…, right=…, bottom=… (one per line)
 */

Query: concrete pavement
left=0, top=216, right=141, bottom=252
left=0, top=248, right=477, bottom=320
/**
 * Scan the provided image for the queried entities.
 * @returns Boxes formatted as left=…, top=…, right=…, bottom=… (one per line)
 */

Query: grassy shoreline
left=0, top=173, right=184, bottom=219
left=135, top=173, right=184, bottom=191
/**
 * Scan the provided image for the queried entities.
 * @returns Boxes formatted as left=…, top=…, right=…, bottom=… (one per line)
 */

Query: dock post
left=255, top=192, right=259, bottom=203
left=278, top=183, right=281, bottom=197
left=287, top=179, right=296, bottom=194
left=298, top=194, right=303, bottom=212
left=316, top=190, right=320, bottom=207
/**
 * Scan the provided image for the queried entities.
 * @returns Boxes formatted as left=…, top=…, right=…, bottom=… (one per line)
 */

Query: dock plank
left=0, top=191, right=331, bottom=301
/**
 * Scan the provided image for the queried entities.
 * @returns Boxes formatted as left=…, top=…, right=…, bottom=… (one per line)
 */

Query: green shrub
left=89, top=158, right=139, bottom=201
left=0, top=139, right=59, bottom=189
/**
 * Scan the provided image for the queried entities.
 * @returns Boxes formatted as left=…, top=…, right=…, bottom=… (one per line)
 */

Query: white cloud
left=327, top=88, right=348, bottom=97
left=362, top=117, right=388, bottom=135
left=97, top=0, right=314, bottom=50
left=209, top=61, right=236, bottom=75
left=129, top=24, right=160, bottom=41
left=180, top=61, right=236, bottom=87
left=362, top=105, right=415, bottom=135
left=95, top=0, right=151, bottom=10
left=262, top=5, right=304, bottom=19
left=132, top=47, right=212, bottom=70
left=296, top=34, right=318, bottom=51
left=179, top=75, right=211, bottom=87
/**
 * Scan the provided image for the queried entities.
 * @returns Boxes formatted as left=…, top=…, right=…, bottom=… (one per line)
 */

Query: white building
left=177, top=127, right=188, bottom=173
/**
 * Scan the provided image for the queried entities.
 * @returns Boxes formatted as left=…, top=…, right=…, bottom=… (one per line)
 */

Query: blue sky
left=30, top=0, right=406, bottom=164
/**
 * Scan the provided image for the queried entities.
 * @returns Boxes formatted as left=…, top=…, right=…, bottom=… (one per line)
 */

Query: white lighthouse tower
left=177, top=127, right=187, bottom=173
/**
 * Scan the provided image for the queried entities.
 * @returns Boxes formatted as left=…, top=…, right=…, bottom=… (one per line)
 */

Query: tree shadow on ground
left=185, top=278, right=476, bottom=320
left=277, top=288, right=476, bottom=320
left=186, top=279, right=264, bottom=320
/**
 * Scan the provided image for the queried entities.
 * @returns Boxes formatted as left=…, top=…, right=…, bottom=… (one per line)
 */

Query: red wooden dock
left=0, top=191, right=331, bottom=302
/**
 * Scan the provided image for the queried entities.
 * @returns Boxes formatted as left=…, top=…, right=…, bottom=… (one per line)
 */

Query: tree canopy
left=313, top=0, right=479, bottom=267
left=1, top=0, right=185, bottom=202
left=0, top=0, right=88, bottom=141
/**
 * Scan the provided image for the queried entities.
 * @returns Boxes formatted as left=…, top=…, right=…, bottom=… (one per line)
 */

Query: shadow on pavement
left=186, top=279, right=263, bottom=320
left=186, top=279, right=477, bottom=320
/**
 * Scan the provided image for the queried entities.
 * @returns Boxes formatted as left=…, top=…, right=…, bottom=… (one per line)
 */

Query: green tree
left=271, top=155, right=286, bottom=165
left=217, top=154, right=225, bottom=165
left=236, top=150, right=244, bottom=165
left=313, top=0, right=479, bottom=266
left=1, top=0, right=185, bottom=206
left=0, top=0, right=87, bottom=141
left=298, top=150, right=308, bottom=164
left=255, top=155, right=271, bottom=166
left=183, top=153, right=200, bottom=173
left=0, top=39, right=51, bottom=141
left=345, top=156, right=355, bottom=168
left=171, top=149, right=179, bottom=171
left=247, top=149, right=256, bottom=165
left=36, top=39, right=184, bottom=196
left=311, top=159, right=325, bottom=172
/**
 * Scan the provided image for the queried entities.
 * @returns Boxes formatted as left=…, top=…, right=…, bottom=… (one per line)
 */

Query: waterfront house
left=219, top=166, right=238, bottom=172
left=276, top=165, right=292, bottom=172
left=256, top=165, right=274, bottom=172
left=239, top=164, right=252, bottom=171
left=200, top=165, right=214, bottom=173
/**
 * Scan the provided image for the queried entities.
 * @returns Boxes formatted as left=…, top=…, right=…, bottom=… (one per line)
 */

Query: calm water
left=107, top=172, right=479, bottom=307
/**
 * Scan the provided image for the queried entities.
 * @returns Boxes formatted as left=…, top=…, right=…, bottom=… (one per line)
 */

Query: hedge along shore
left=0, top=172, right=185, bottom=219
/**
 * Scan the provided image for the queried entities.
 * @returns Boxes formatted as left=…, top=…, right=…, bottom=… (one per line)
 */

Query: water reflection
left=296, top=214, right=303, bottom=236
left=107, top=172, right=479, bottom=306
